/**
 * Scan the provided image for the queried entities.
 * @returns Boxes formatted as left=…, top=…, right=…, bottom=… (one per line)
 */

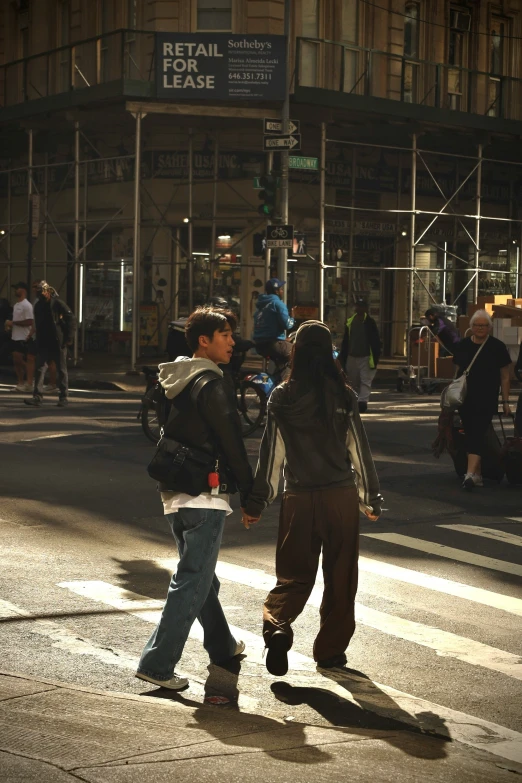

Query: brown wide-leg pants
left=263, top=486, right=360, bottom=662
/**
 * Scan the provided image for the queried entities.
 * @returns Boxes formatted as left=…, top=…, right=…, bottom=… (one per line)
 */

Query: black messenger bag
left=147, top=437, right=216, bottom=496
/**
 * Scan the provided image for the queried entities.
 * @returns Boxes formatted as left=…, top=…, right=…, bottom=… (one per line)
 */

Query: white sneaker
left=23, top=382, right=33, bottom=392
left=233, top=640, right=246, bottom=657
left=14, top=384, right=26, bottom=392
left=462, top=472, right=483, bottom=490
left=135, top=671, right=188, bottom=690
left=43, top=384, right=58, bottom=393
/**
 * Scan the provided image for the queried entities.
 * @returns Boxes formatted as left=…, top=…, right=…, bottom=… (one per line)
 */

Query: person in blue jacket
left=253, top=278, right=294, bottom=374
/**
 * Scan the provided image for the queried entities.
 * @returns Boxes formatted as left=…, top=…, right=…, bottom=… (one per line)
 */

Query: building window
left=197, top=0, right=232, bottom=31
left=300, top=0, right=320, bottom=87
left=488, top=17, right=509, bottom=117
left=403, top=3, right=419, bottom=103
left=341, top=0, right=357, bottom=42
left=447, top=7, right=471, bottom=110
left=59, top=0, right=70, bottom=91
left=404, top=3, right=419, bottom=58
left=125, top=0, right=138, bottom=78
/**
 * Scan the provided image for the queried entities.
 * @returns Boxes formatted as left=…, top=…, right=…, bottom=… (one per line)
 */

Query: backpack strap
left=163, top=370, right=220, bottom=433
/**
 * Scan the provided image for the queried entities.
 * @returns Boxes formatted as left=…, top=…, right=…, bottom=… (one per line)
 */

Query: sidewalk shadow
left=141, top=666, right=333, bottom=765
left=271, top=666, right=449, bottom=760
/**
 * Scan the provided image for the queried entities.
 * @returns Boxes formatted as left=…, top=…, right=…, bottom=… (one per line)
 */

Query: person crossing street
left=339, top=298, right=381, bottom=413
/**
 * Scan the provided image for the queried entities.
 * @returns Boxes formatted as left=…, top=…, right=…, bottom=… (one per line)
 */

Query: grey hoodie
left=158, top=356, right=222, bottom=399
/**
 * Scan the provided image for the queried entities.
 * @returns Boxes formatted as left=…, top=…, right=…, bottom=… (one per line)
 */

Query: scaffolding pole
left=7, top=170, right=11, bottom=291
left=73, top=121, right=80, bottom=365
left=319, top=122, right=326, bottom=321
left=174, top=226, right=180, bottom=320
left=81, top=161, right=88, bottom=352
left=131, top=111, right=143, bottom=369
left=188, top=128, right=194, bottom=313
left=408, top=133, right=416, bottom=331
left=209, top=133, right=219, bottom=298
left=473, top=143, right=482, bottom=303
left=43, top=152, right=48, bottom=280
left=265, top=150, right=273, bottom=281
left=26, top=129, right=33, bottom=288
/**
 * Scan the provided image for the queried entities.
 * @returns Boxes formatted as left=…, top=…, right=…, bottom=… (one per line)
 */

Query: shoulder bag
left=440, top=336, right=488, bottom=411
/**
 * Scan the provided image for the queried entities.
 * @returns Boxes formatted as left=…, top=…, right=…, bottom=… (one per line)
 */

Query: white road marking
left=19, top=433, right=73, bottom=442
left=358, top=556, right=522, bottom=617
left=438, top=525, right=522, bottom=548
left=0, top=598, right=138, bottom=670
left=507, top=518, right=522, bottom=523
left=57, top=579, right=522, bottom=765
left=362, top=532, right=522, bottom=578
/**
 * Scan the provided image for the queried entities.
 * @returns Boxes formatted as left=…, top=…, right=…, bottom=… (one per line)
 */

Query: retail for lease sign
left=156, top=33, right=286, bottom=100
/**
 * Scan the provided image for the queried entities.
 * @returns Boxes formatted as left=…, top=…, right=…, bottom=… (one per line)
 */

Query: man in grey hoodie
left=136, top=307, right=253, bottom=690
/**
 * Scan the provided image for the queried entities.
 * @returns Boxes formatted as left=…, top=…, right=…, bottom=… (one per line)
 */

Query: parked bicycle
left=138, top=339, right=269, bottom=443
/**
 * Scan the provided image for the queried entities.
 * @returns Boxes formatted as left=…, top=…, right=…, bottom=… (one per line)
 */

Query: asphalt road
left=1, top=382, right=521, bottom=771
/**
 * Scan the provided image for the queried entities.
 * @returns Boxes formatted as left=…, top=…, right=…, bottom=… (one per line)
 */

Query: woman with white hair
left=453, top=309, right=512, bottom=490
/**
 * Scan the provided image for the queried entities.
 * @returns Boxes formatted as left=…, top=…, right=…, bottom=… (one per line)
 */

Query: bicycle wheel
left=141, top=389, right=161, bottom=444
left=238, top=382, right=266, bottom=437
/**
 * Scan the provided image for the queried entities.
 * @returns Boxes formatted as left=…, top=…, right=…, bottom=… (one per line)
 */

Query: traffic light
left=258, top=173, right=278, bottom=218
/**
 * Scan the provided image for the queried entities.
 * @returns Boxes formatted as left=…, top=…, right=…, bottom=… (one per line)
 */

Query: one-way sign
left=263, top=134, right=301, bottom=151
left=264, top=118, right=300, bottom=135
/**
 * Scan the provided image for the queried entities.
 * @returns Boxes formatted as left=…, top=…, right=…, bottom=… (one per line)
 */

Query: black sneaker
left=317, top=653, right=347, bottom=669
left=24, top=397, right=42, bottom=407
left=358, top=401, right=368, bottom=413
left=57, top=398, right=68, bottom=408
left=265, top=631, right=291, bottom=677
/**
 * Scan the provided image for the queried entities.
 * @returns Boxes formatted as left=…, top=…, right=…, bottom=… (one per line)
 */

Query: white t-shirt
left=12, top=299, right=34, bottom=342
left=161, top=491, right=232, bottom=516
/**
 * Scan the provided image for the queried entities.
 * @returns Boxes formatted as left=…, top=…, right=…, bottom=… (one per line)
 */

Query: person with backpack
left=137, top=306, right=253, bottom=691
left=424, top=307, right=461, bottom=355
left=242, top=320, right=382, bottom=676
left=253, top=278, right=294, bottom=375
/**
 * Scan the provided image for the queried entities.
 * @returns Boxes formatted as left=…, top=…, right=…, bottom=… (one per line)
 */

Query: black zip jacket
left=244, top=378, right=382, bottom=519
left=34, top=295, right=76, bottom=350
left=159, top=362, right=253, bottom=506
left=339, top=314, right=381, bottom=368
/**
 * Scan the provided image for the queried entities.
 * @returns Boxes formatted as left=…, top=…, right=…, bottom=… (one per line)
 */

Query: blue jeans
left=137, top=507, right=237, bottom=681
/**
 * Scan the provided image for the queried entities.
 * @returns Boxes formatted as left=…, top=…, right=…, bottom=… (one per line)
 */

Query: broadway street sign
left=156, top=33, right=286, bottom=100
left=289, top=156, right=318, bottom=170
left=263, top=134, right=301, bottom=151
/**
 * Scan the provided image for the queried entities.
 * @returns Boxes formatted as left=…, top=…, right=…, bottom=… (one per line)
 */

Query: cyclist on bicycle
left=253, top=278, right=294, bottom=376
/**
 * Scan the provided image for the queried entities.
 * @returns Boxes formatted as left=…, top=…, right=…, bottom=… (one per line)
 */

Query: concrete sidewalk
left=0, top=671, right=517, bottom=783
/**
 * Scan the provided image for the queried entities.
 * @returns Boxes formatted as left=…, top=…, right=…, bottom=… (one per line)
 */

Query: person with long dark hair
left=242, top=321, right=382, bottom=676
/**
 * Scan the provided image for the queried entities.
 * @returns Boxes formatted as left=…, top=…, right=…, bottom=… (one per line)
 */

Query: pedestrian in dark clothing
left=339, top=298, right=381, bottom=412
left=243, top=320, right=382, bottom=676
left=24, top=282, right=76, bottom=408
left=425, top=308, right=461, bottom=354
left=137, top=306, right=253, bottom=691
left=453, top=309, right=512, bottom=489
left=515, top=342, right=522, bottom=435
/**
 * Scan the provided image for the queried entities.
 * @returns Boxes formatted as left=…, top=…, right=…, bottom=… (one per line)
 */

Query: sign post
left=263, top=134, right=301, bottom=151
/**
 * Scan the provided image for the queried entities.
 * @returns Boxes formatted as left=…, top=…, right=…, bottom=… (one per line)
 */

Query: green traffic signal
left=257, top=174, right=278, bottom=218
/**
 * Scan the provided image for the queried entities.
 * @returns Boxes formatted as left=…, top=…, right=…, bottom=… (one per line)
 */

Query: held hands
left=241, top=508, right=260, bottom=530
left=364, top=510, right=380, bottom=522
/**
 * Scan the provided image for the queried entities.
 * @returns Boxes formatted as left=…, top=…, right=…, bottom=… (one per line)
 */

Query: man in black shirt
left=24, top=282, right=76, bottom=408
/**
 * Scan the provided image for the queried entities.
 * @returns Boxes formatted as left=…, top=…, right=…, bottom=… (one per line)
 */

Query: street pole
left=278, top=0, right=291, bottom=298
left=473, top=143, right=482, bottom=304
left=209, top=133, right=219, bottom=298
left=43, top=152, right=48, bottom=281
left=408, top=133, right=417, bottom=331
left=188, top=128, right=194, bottom=313
left=319, top=122, right=326, bottom=321
left=74, top=121, right=80, bottom=366
left=26, top=129, right=33, bottom=289
left=265, top=151, right=273, bottom=281
left=131, top=111, right=143, bottom=370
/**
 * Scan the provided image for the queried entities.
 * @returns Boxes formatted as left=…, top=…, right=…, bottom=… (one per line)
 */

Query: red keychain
left=208, top=462, right=220, bottom=496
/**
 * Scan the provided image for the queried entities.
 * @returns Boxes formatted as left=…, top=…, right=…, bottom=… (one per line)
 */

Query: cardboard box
left=435, top=356, right=455, bottom=379
left=478, top=295, right=512, bottom=305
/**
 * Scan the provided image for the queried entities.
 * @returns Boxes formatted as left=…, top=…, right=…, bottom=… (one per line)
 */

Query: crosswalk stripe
left=362, top=533, right=522, bottom=577
left=62, top=560, right=522, bottom=683
left=57, top=579, right=522, bottom=765
left=358, top=556, right=522, bottom=617
left=437, top=525, right=522, bottom=548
